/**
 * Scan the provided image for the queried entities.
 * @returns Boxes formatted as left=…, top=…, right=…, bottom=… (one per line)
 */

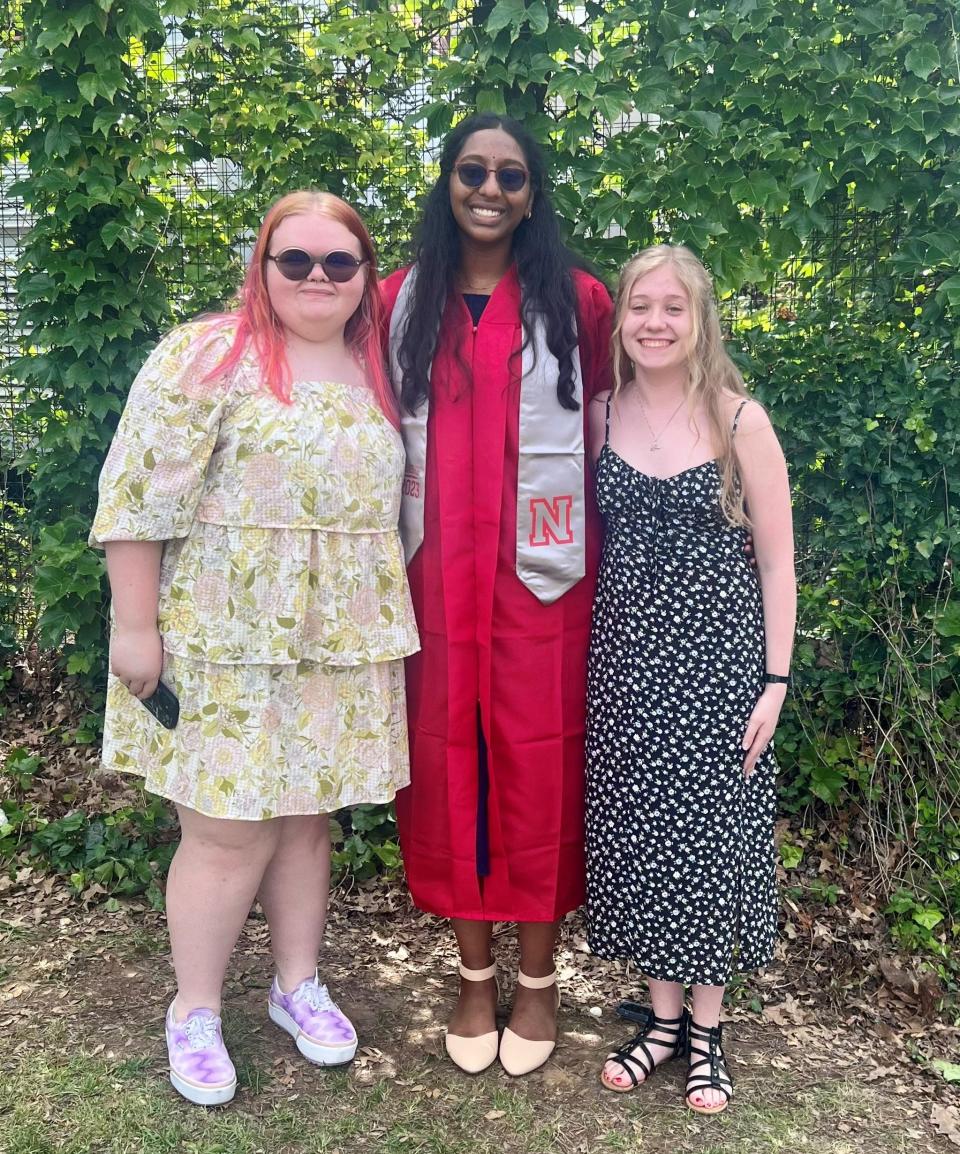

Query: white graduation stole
left=388, top=267, right=586, bottom=605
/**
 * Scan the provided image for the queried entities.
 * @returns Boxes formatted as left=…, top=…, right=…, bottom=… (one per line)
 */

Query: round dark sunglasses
left=454, top=163, right=529, bottom=194
left=268, top=248, right=368, bottom=283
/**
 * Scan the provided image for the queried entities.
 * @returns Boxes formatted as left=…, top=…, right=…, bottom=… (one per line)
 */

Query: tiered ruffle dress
left=90, top=319, right=419, bottom=820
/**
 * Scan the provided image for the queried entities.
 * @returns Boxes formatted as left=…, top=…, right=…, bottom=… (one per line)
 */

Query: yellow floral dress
left=90, top=318, right=419, bottom=820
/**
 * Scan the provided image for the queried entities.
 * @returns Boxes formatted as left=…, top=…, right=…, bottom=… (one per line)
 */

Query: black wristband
left=765, top=673, right=791, bottom=685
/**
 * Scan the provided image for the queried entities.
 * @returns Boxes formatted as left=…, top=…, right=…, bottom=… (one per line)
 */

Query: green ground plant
left=743, top=307, right=960, bottom=963
left=0, top=746, right=398, bottom=899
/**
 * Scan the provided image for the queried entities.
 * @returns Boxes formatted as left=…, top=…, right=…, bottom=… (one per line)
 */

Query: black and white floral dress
left=585, top=399, right=778, bottom=986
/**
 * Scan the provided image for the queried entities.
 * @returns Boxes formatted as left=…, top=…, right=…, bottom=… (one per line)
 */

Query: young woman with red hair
left=91, top=191, right=418, bottom=1105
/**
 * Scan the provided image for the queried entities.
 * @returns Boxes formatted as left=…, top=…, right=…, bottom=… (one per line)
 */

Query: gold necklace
left=458, top=267, right=505, bottom=294
left=636, top=393, right=686, bottom=452
left=459, top=278, right=501, bottom=294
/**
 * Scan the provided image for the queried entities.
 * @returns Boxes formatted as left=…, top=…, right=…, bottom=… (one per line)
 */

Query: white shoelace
left=293, top=979, right=335, bottom=1014
left=182, top=1014, right=220, bottom=1050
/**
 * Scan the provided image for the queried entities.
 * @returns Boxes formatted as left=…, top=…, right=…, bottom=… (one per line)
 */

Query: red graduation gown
left=383, top=265, right=613, bottom=921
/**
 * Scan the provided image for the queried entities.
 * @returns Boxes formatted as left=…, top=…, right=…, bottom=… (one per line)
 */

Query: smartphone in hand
left=139, top=680, right=180, bottom=729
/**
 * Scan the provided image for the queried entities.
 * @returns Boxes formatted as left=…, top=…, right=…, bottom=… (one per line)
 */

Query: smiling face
left=619, top=263, right=695, bottom=378
left=448, top=128, right=534, bottom=247
left=264, top=212, right=367, bottom=343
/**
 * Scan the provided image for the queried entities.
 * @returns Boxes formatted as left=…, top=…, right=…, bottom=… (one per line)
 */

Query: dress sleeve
left=574, top=271, right=615, bottom=402
left=89, top=321, right=232, bottom=547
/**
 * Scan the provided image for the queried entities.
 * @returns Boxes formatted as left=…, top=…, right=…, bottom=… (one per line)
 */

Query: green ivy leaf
left=670, top=217, right=727, bottom=249
left=91, top=107, right=120, bottom=135
left=935, top=603, right=960, bottom=639
left=675, top=109, right=723, bottom=138
left=100, top=220, right=135, bottom=249
left=729, top=171, right=784, bottom=211
left=77, top=72, right=100, bottom=105
left=484, top=0, right=527, bottom=35
left=809, top=764, right=845, bottom=805
left=779, top=842, right=803, bottom=870
left=44, top=120, right=82, bottom=158
left=36, top=26, right=76, bottom=51
left=527, top=0, right=549, bottom=35
left=791, top=164, right=836, bottom=207
left=937, top=275, right=960, bottom=308
left=475, top=87, right=507, bottom=116
left=904, top=43, right=940, bottom=81
left=778, top=90, right=807, bottom=125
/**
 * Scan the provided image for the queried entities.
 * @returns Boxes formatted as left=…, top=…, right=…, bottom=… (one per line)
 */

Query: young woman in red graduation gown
left=383, top=114, right=613, bottom=1076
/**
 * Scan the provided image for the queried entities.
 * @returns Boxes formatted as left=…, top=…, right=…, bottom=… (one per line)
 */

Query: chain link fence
left=1, top=9, right=31, bottom=649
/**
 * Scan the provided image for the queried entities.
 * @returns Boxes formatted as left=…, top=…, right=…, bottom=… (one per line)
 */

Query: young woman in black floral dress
left=584, top=245, right=795, bottom=1114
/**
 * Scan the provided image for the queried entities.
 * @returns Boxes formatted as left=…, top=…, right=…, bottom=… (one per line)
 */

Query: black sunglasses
left=454, top=162, right=529, bottom=194
left=267, top=248, right=368, bottom=283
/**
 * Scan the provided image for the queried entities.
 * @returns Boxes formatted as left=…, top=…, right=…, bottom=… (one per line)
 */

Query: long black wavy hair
left=396, top=113, right=589, bottom=414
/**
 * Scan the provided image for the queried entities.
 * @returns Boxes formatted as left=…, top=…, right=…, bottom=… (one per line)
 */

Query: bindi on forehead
left=457, top=130, right=526, bottom=167
left=458, top=153, right=526, bottom=167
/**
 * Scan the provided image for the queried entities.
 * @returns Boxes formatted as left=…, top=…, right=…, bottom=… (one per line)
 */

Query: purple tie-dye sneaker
left=268, top=973, right=358, bottom=1065
left=165, top=1004, right=237, bottom=1106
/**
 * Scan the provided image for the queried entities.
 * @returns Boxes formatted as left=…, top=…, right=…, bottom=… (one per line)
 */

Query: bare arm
left=588, top=390, right=611, bottom=469
left=733, top=402, right=796, bottom=773
left=104, top=541, right=164, bottom=699
left=92, top=324, right=230, bottom=698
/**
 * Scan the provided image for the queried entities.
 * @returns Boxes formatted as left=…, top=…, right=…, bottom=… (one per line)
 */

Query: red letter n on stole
left=528, top=495, right=574, bottom=547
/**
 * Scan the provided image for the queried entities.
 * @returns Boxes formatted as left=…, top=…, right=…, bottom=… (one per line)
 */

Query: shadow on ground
left=3, top=873, right=959, bottom=1153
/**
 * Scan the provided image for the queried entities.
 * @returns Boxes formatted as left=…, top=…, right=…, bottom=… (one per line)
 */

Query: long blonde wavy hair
left=612, top=244, right=751, bottom=526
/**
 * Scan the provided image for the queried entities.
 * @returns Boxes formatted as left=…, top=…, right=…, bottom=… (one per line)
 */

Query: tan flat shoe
left=499, top=969, right=560, bottom=1077
left=444, top=961, right=499, bottom=1074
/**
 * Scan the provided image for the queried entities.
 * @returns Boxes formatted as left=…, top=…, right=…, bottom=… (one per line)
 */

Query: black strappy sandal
left=685, top=1020, right=734, bottom=1114
left=600, top=1005, right=690, bottom=1093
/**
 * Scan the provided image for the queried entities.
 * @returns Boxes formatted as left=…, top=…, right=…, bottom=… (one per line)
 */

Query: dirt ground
left=2, top=673, right=959, bottom=1151
left=2, top=864, right=959, bottom=1154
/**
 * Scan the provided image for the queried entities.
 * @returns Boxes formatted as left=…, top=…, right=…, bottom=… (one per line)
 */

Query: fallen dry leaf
left=879, top=955, right=917, bottom=995
left=931, top=1103, right=960, bottom=1147
left=863, top=1065, right=898, bottom=1082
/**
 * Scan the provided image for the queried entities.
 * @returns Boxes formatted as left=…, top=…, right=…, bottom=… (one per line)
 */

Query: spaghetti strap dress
left=585, top=398, right=778, bottom=986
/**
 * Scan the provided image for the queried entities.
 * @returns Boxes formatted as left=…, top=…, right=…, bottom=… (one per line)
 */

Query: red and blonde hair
left=204, top=191, right=397, bottom=426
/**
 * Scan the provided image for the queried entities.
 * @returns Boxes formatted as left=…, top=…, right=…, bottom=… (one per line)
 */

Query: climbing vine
left=0, top=0, right=175, bottom=678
